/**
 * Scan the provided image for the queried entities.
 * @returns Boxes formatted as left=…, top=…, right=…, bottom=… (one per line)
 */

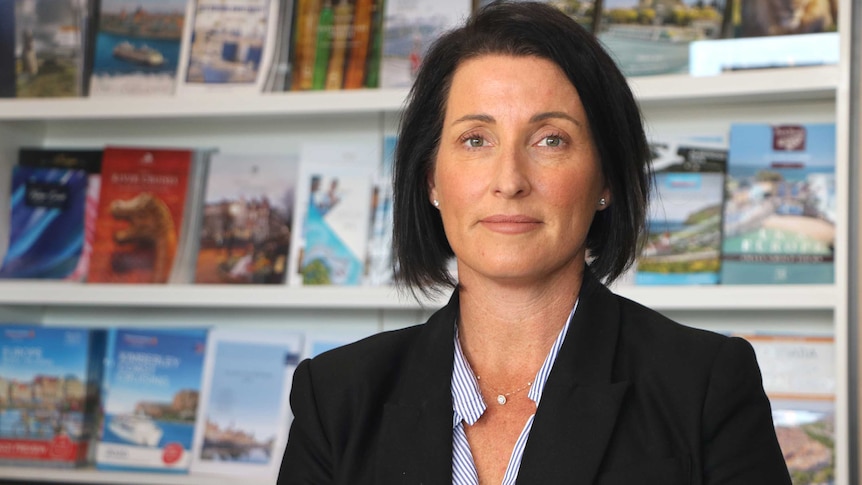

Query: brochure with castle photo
left=189, top=328, right=303, bottom=479
left=0, top=325, right=106, bottom=467
left=635, top=133, right=727, bottom=285
left=194, top=153, right=299, bottom=284
left=720, top=123, right=836, bottom=284
left=96, top=327, right=208, bottom=473
left=87, top=146, right=196, bottom=284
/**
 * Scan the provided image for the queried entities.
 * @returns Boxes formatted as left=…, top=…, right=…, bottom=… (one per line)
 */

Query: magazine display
left=193, top=153, right=299, bottom=284
left=720, top=123, right=836, bottom=284
left=87, top=146, right=196, bottom=284
left=636, top=134, right=727, bottom=285
left=89, top=0, right=188, bottom=95
left=0, top=0, right=14, bottom=97
left=96, top=327, right=208, bottom=473
left=365, top=135, right=395, bottom=286
left=0, top=325, right=106, bottom=467
left=189, top=329, right=302, bottom=479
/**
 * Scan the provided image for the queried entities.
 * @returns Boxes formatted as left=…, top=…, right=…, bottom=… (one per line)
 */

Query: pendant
left=497, top=394, right=507, bottom=405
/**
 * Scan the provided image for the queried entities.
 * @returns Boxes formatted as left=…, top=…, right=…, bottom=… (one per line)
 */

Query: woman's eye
left=539, top=135, right=563, bottom=147
left=464, top=136, right=484, bottom=148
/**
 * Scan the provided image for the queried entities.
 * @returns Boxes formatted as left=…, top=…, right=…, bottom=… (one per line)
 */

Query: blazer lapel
left=376, top=293, right=458, bottom=484
left=519, top=274, right=630, bottom=484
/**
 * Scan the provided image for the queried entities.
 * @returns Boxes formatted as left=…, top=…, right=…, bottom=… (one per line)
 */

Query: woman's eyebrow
left=530, top=111, right=581, bottom=125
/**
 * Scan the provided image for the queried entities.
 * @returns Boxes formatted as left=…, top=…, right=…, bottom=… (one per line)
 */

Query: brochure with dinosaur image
left=87, top=146, right=196, bottom=284
left=96, top=327, right=208, bottom=473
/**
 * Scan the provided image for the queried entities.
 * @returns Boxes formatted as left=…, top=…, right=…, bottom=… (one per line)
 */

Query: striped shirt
left=451, top=302, right=577, bottom=484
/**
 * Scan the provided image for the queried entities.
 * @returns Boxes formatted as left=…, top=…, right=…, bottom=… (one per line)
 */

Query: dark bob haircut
left=392, top=0, right=652, bottom=295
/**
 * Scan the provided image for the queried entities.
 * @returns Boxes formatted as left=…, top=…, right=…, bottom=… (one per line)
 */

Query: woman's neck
left=455, top=270, right=582, bottom=383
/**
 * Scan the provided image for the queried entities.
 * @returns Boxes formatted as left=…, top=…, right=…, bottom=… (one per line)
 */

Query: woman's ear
left=597, top=188, right=611, bottom=211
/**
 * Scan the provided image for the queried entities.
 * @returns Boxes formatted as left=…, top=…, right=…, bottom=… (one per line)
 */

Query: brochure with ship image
left=635, top=133, right=727, bottom=285
left=96, top=327, right=208, bottom=473
left=720, top=123, right=836, bottom=284
left=89, top=0, right=189, bottom=95
left=0, top=325, right=106, bottom=468
left=189, top=328, right=303, bottom=479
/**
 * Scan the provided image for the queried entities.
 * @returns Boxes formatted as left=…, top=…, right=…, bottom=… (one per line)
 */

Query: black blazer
left=279, top=276, right=791, bottom=484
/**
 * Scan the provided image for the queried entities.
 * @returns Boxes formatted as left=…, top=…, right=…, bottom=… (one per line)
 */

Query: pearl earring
left=599, top=198, right=606, bottom=207
left=433, top=199, right=439, bottom=208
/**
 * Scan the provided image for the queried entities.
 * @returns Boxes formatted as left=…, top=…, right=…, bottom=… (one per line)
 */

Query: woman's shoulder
left=307, top=324, right=427, bottom=374
left=611, top=292, right=753, bottom=371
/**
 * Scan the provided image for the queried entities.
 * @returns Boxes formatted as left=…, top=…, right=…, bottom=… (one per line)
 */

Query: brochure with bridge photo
left=635, top=133, right=727, bottom=285
left=96, top=327, right=208, bottom=473
left=176, top=0, right=281, bottom=94
left=89, top=0, right=189, bottom=95
left=189, top=328, right=303, bottom=479
left=720, top=123, right=836, bottom=284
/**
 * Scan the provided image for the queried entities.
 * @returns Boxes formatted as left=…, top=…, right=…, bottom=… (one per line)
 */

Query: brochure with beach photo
left=89, top=0, right=189, bottom=95
left=635, top=133, right=727, bottom=285
left=96, top=327, right=208, bottom=473
left=189, top=328, right=303, bottom=479
left=720, top=123, right=836, bottom=284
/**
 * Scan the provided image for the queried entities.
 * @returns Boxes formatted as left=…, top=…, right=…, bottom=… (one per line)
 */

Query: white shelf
left=0, top=65, right=838, bottom=122
left=0, top=281, right=836, bottom=311
left=0, top=467, right=271, bottom=485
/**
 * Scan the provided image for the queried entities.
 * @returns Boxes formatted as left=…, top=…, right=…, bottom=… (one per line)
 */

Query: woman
left=279, top=2, right=792, bottom=484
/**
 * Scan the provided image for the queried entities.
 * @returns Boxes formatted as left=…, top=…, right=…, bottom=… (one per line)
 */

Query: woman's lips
left=479, top=215, right=542, bottom=234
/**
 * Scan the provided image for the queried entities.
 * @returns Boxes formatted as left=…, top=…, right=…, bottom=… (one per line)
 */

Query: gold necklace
left=475, top=375, right=533, bottom=405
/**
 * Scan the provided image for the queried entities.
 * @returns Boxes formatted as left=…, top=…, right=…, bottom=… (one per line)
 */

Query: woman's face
left=430, top=54, right=609, bottom=287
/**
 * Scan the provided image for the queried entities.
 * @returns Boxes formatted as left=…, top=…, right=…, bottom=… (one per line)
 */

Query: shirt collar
left=451, top=300, right=578, bottom=429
